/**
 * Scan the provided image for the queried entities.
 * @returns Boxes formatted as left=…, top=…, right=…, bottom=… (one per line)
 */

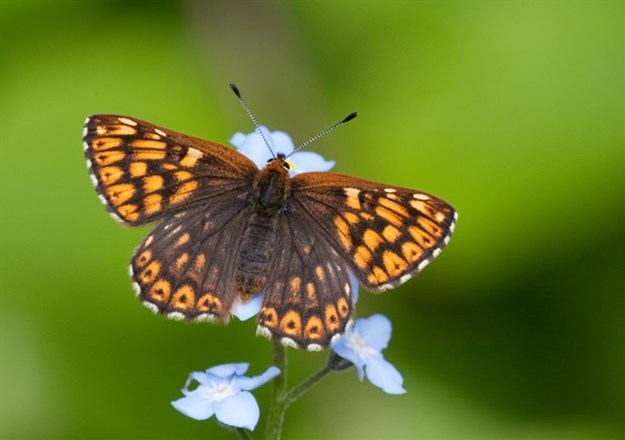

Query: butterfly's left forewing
left=83, top=114, right=257, bottom=225
left=291, top=172, right=457, bottom=292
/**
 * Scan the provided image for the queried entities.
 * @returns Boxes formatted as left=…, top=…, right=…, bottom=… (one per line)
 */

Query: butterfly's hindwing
left=257, top=210, right=355, bottom=350
left=130, top=203, right=251, bottom=322
left=83, top=115, right=257, bottom=224
left=292, top=172, right=457, bottom=291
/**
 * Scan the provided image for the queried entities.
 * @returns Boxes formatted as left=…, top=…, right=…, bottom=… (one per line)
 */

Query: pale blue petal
left=354, top=314, right=392, bottom=351
left=331, top=337, right=366, bottom=379
left=270, top=131, right=295, bottom=155
left=349, top=272, right=359, bottom=304
left=214, top=391, right=260, bottom=430
left=205, top=363, right=249, bottom=378
left=231, top=294, right=264, bottom=321
left=290, top=151, right=335, bottom=174
left=229, top=132, right=247, bottom=148
left=171, top=394, right=216, bottom=420
left=186, top=371, right=210, bottom=388
left=237, top=366, right=281, bottom=391
left=365, top=355, right=407, bottom=395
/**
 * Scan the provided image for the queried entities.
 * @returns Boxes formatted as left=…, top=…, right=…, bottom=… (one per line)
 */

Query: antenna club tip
left=342, top=112, right=358, bottom=123
left=229, top=83, right=241, bottom=98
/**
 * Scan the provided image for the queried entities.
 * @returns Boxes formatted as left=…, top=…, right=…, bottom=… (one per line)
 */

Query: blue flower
left=331, top=314, right=406, bottom=394
left=230, top=126, right=335, bottom=176
left=229, top=127, right=342, bottom=322
left=171, top=363, right=280, bottom=430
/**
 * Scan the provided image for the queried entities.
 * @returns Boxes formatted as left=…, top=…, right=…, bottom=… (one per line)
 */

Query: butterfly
left=83, top=111, right=457, bottom=351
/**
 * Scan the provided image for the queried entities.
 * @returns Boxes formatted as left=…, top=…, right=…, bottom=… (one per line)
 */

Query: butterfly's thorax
left=235, top=160, right=291, bottom=298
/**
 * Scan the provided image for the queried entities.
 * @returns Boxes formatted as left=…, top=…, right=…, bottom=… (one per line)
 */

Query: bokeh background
left=1, top=1, right=623, bottom=439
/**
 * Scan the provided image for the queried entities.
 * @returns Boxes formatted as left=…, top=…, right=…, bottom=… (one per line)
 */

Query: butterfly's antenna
left=287, top=112, right=358, bottom=159
left=229, top=83, right=276, bottom=158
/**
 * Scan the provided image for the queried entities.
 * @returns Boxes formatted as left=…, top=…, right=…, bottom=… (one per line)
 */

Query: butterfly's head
left=266, top=153, right=293, bottom=173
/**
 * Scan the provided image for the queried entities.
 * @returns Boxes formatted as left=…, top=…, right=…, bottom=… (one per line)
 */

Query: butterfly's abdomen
left=235, top=160, right=290, bottom=297
left=236, top=214, right=279, bottom=296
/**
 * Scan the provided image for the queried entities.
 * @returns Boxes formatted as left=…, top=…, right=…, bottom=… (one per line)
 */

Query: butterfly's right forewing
left=292, top=172, right=457, bottom=292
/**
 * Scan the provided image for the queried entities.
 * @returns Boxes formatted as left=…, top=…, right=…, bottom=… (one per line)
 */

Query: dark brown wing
left=290, top=172, right=457, bottom=292
left=257, top=209, right=357, bottom=350
left=129, top=203, right=251, bottom=322
left=83, top=114, right=257, bottom=225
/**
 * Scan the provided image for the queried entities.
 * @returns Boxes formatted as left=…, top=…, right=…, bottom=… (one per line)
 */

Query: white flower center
left=203, top=380, right=237, bottom=402
left=345, top=331, right=376, bottom=360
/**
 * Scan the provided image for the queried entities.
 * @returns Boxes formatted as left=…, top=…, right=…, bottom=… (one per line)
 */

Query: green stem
left=235, top=428, right=253, bottom=440
left=284, top=366, right=332, bottom=404
left=264, top=340, right=288, bottom=440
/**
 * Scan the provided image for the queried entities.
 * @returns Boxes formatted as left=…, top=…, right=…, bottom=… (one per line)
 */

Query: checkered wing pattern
left=257, top=207, right=355, bottom=349
left=83, top=114, right=257, bottom=225
left=290, top=172, right=457, bottom=292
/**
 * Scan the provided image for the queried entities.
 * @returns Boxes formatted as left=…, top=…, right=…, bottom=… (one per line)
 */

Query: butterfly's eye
left=282, top=160, right=291, bottom=171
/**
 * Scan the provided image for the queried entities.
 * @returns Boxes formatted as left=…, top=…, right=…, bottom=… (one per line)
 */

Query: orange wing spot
left=117, top=204, right=139, bottom=221
left=169, top=181, right=199, bottom=204
left=260, top=307, right=278, bottom=326
left=324, top=304, right=340, bottom=332
left=375, top=205, right=404, bottom=227
left=382, top=225, right=402, bottom=243
left=344, top=187, right=362, bottom=210
left=363, top=229, right=384, bottom=251
left=402, top=241, right=423, bottom=263
left=143, top=132, right=161, bottom=140
left=379, top=197, right=409, bottom=217
left=382, top=250, right=408, bottom=277
left=354, top=245, right=373, bottom=270
left=174, top=171, right=193, bottom=181
left=344, top=212, right=360, bottom=224
left=315, top=266, right=325, bottom=282
left=107, top=183, right=135, bottom=205
left=180, top=148, right=204, bottom=167
left=134, top=150, right=166, bottom=161
left=97, top=124, right=137, bottom=136
left=289, top=277, right=301, bottom=294
left=132, top=139, right=166, bottom=149
left=409, top=200, right=427, bottom=213
left=161, top=163, right=177, bottom=170
left=280, top=310, right=302, bottom=336
left=143, top=175, right=164, bottom=194
left=99, top=166, right=124, bottom=185
left=304, top=316, right=325, bottom=340
left=197, top=293, right=223, bottom=314
left=93, top=150, right=125, bottom=166
left=149, top=279, right=171, bottom=303
left=171, top=285, right=195, bottom=311
left=140, top=261, right=161, bottom=284
left=360, top=212, right=374, bottom=221
left=302, top=245, right=311, bottom=254
left=337, top=297, right=350, bottom=318
left=136, top=250, right=152, bottom=268
left=435, top=211, right=447, bottom=223
left=333, top=216, right=352, bottom=250
left=408, top=225, right=434, bottom=248
left=194, top=254, right=206, bottom=271
left=91, top=137, right=123, bottom=151
left=175, top=252, right=189, bottom=270
left=175, top=233, right=190, bottom=247
left=305, top=283, right=316, bottom=301
left=143, top=193, right=163, bottom=215
left=367, top=266, right=389, bottom=285
left=417, top=217, right=443, bottom=238
left=129, top=162, right=148, bottom=177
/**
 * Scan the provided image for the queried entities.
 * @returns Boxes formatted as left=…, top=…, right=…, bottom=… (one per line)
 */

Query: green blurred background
left=1, top=1, right=623, bottom=439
